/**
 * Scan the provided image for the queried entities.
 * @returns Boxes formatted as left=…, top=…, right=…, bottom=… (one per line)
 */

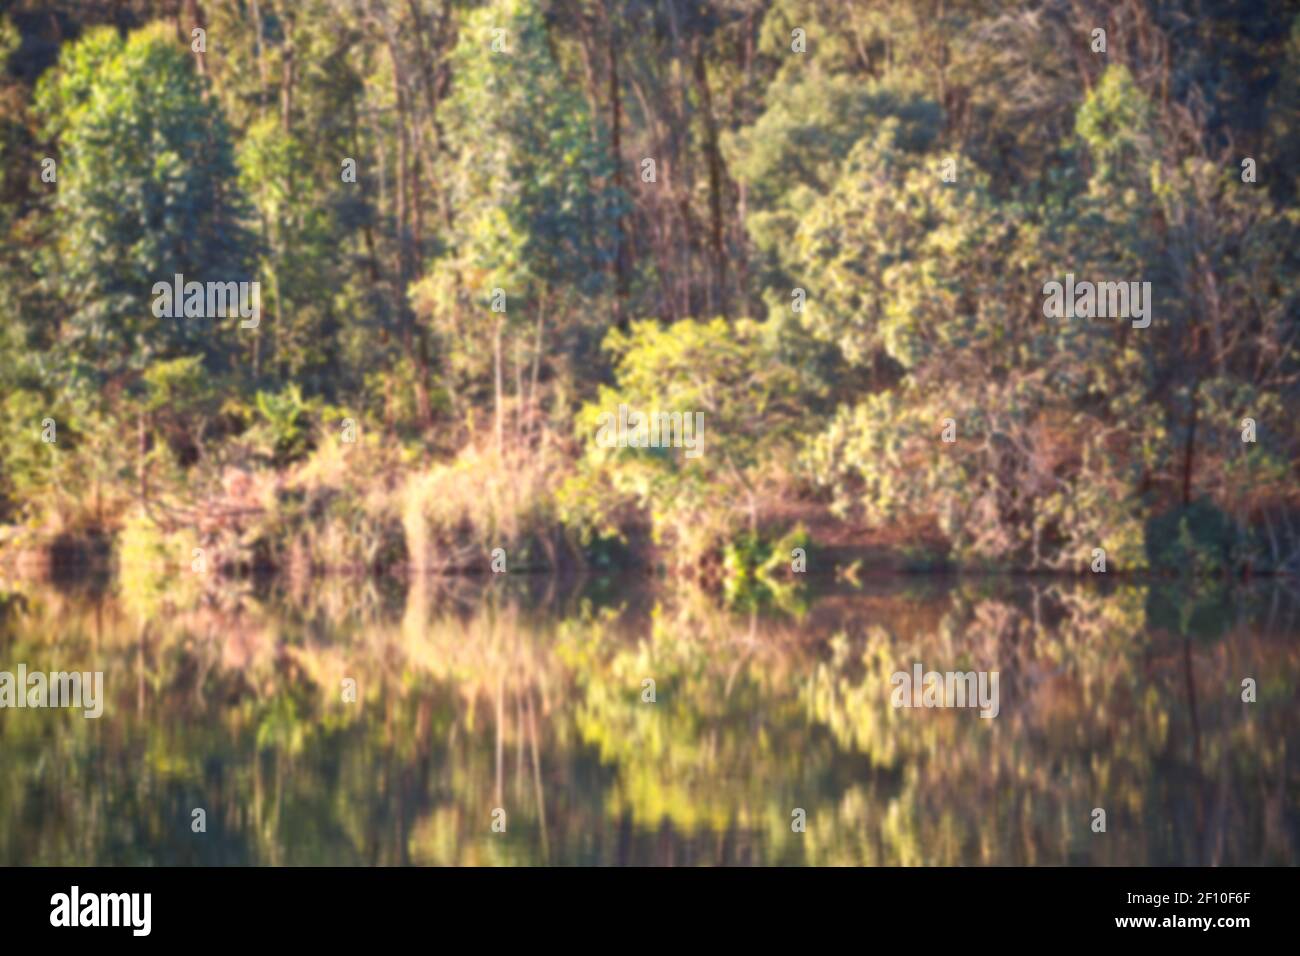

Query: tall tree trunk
left=278, top=4, right=294, bottom=135
left=605, top=1, right=630, bottom=328
left=348, top=95, right=382, bottom=286
left=183, top=0, right=207, bottom=77
left=382, top=19, right=431, bottom=430
left=1182, top=383, right=1199, bottom=506
left=693, top=39, right=728, bottom=317
left=251, top=0, right=268, bottom=87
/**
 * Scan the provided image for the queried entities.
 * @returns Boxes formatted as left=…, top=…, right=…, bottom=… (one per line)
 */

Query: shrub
left=401, top=442, right=564, bottom=573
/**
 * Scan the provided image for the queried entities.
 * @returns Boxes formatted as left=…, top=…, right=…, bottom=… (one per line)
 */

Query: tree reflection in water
left=0, top=575, right=1295, bottom=865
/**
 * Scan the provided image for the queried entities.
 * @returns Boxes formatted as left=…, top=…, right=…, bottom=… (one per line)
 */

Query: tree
left=412, top=0, right=624, bottom=449
left=34, top=22, right=254, bottom=380
left=569, top=317, right=805, bottom=567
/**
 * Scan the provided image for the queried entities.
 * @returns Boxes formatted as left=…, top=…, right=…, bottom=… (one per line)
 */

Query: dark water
left=1, top=573, right=1297, bottom=865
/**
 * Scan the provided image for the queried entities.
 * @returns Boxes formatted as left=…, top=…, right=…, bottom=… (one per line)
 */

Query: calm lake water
left=1, top=572, right=1297, bottom=865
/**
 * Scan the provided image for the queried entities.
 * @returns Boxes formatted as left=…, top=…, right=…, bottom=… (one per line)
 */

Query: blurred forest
left=1, top=0, right=1298, bottom=582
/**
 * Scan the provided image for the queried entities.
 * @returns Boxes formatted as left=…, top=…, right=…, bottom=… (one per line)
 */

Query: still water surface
left=1, top=574, right=1297, bottom=865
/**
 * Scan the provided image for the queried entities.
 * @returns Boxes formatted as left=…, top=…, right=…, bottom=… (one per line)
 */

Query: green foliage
left=0, top=372, right=136, bottom=531
left=237, top=114, right=346, bottom=380
left=34, top=22, right=253, bottom=377
left=1, top=2, right=1297, bottom=581
left=0, top=17, right=18, bottom=82
left=721, top=525, right=811, bottom=610
left=443, top=0, right=622, bottom=294
left=1145, top=500, right=1238, bottom=576
left=727, top=77, right=940, bottom=286
left=252, top=385, right=316, bottom=467
left=412, top=0, right=625, bottom=412
left=573, top=317, right=806, bottom=567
